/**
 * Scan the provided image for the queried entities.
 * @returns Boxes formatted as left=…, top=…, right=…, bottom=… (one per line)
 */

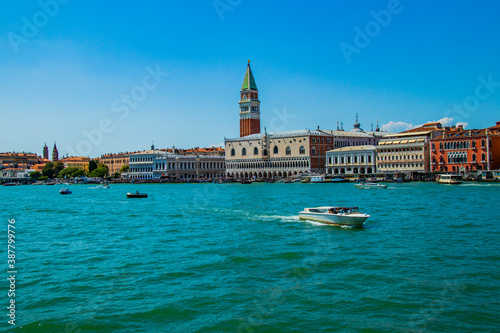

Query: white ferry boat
left=301, top=175, right=325, bottom=183
left=437, top=174, right=463, bottom=184
left=299, top=207, right=370, bottom=227
left=354, top=182, right=387, bottom=189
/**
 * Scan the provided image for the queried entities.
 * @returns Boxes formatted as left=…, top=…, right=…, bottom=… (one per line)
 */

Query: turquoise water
left=1, top=182, right=499, bottom=332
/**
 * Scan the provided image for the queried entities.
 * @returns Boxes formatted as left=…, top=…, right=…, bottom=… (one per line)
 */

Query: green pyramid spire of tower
left=241, top=60, right=258, bottom=90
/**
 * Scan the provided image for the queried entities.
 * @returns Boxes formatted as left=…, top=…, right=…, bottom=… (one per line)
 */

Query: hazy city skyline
left=1, top=1, right=499, bottom=157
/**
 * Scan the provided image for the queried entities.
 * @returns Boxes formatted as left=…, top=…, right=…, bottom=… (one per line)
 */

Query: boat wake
left=256, top=215, right=300, bottom=223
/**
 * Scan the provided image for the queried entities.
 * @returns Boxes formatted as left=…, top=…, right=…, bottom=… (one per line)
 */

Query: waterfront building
left=52, top=143, right=59, bottom=162
left=430, top=121, right=500, bottom=173
left=225, top=129, right=334, bottom=178
left=326, top=145, right=377, bottom=176
left=128, top=149, right=225, bottom=180
left=376, top=122, right=445, bottom=179
left=60, top=156, right=90, bottom=172
left=100, top=153, right=131, bottom=175
left=0, top=167, right=35, bottom=184
left=0, top=152, right=47, bottom=170
left=43, top=143, right=49, bottom=160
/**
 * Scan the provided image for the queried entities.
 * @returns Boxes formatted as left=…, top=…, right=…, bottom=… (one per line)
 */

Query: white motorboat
left=127, top=191, right=148, bottom=198
left=354, top=182, right=387, bottom=189
left=59, top=188, right=72, bottom=195
left=437, top=174, right=462, bottom=184
left=299, top=207, right=370, bottom=227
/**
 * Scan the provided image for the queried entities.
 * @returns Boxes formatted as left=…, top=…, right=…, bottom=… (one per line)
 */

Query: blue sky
left=1, top=0, right=499, bottom=158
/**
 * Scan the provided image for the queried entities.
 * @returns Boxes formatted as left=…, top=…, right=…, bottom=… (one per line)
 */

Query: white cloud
left=382, top=117, right=469, bottom=133
left=434, top=117, right=454, bottom=126
left=427, top=117, right=469, bottom=129
left=381, top=121, right=416, bottom=133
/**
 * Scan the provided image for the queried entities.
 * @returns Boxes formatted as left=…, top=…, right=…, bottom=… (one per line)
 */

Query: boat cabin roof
left=310, top=206, right=358, bottom=210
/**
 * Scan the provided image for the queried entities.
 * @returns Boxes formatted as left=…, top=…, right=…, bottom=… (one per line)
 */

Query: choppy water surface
left=0, top=182, right=499, bottom=332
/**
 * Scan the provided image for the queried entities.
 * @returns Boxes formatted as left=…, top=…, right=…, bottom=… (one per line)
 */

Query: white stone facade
left=129, top=150, right=225, bottom=180
left=326, top=146, right=377, bottom=175
left=225, top=129, right=333, bottom=178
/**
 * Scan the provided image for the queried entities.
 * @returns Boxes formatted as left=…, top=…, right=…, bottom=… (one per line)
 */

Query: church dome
left=351, top=113, right=363, bottom=132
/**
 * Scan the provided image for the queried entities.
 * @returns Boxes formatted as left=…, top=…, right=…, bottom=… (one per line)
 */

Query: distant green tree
left=120, top=165, right=130, bottom=173
left=71, top=169, right=85, bottom=178
left=53, top=161, right=65, bottom=177
left=97, top=163, right=109, bottom=174
left=42, top=162, right=54, bottom=178
left=88, top=167, right=108, bottom=178
left=38, top=176, right=48, bottom=181
left=112, top=172, right=121, bottom=178
left=89, top=160, right=98, bottom=173
left=58, top=167, right=79, bottom=178
left=30, top=171, right=41, bottom=179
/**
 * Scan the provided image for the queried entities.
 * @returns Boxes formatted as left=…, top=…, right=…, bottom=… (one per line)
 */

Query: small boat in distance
left=127, top=191, right=148, bottom=198
left=301, top=175, right=325, bottom=183
left=299, top=207, right=370, bottom=227
left=437, top=174, right=463, bottom=184
left=354, top=182, right=387, bottom=189
left=59, top=188, right=72, bottom=195
left=240, top=180, right=252, bottom=184
left=2, top=183, right=19, bottom=186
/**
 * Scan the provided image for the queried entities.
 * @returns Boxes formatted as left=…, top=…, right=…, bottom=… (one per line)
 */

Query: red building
left=430, top=122, right=500, bottom=173
left=239, top=60, right=260, bottom=137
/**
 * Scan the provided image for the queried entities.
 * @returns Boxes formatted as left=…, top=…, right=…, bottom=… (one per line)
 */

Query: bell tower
left=43, top=143, right=49, bottom=160
left=239, top=60, right=260, bottom=137
left=52, top=142, right=59, bottom=162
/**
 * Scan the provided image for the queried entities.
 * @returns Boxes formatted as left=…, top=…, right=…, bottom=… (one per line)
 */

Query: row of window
left=378, top=155, right=423, bottom=161
left=227, top=160, right=310, bottom=170
left=103, top=159, right=126, bottom=164
left=433, top=153, right=488, bottom=163
left=334, top=140, right=375, bottom=148
left=311, top=137, right=332, bottom=144
left=328, top=167, right=374, bottom=174
left=130, top=156, right=154, bottom=162
left=379, top=163, right=424, bottom=169
left=327, top=156, right=373, bottom=164
left=130, top=172, right=225, bottom=180
left=232, top=146, right=308, bottom=156
left=432, top=139, right=491, bottom=150
left=378, top=147, right=423, bottom=153
left=131, top=162, right=225, bottom=172
left=230, top=145, right=337, bottom=157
